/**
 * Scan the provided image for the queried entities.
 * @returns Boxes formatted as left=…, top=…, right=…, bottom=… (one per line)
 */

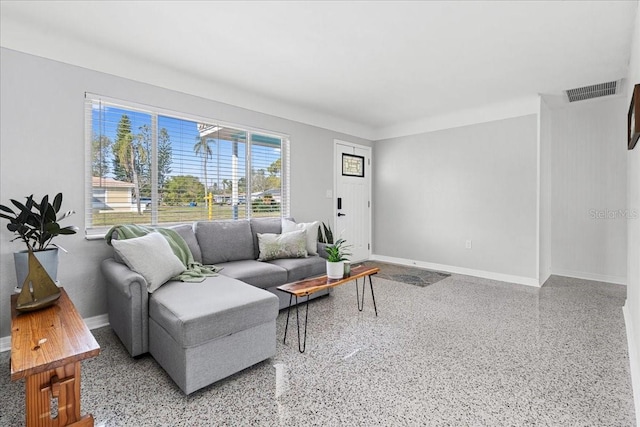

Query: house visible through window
left=85, top=95, right=289, bottom=234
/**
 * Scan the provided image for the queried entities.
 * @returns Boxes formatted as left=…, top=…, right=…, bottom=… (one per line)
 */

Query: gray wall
left=0, top=48, right=371, bottom=337
left=550, top=96, right=628, bottom=283
left=373, top=115, right=538, bottom=280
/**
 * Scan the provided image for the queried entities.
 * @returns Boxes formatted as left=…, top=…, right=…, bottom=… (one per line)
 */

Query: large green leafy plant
left=325, top=238, right=351, bottom=263
left=0, top=193, right=78, bottom=251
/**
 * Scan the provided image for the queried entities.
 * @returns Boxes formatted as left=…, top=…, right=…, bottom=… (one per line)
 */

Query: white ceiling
left=1, top=1, right=637, bottom=140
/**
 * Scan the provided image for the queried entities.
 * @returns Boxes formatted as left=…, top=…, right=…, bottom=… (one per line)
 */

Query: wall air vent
left=566, top=81, right=618, bottom=102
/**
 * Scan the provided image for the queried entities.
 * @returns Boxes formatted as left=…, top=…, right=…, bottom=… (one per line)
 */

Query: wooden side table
left=11, top=288, right=101, bottom=427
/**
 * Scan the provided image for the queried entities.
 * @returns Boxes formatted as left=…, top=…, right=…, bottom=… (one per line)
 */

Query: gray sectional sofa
left=101, top=217, right=328, bottom=394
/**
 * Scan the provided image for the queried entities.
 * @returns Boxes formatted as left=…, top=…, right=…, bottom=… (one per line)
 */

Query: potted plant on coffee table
left=0, top=193, right=78, bottom=286
left=317, top=221, right=334, bottom=257
left=325, top=238, right=351, bottom=279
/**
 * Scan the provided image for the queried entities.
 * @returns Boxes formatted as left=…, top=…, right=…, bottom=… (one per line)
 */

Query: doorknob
left=337, top=212, right=346, bottom=217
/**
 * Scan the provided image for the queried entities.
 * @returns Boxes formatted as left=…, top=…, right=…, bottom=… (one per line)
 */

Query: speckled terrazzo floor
left=0, top=274, right=635, bottom=426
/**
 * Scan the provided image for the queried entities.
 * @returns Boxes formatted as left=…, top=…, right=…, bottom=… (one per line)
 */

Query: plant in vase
left=317, top=222, right=334, bottom=244
left=317, top=221, right=333, bottom=258
left=0, top=193, right=78, bottom=287
left=325, top=238, right=351, bottom=279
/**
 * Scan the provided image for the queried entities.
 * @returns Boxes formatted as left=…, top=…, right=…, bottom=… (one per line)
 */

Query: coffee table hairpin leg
left=356, top=273, right=378, bottom=316
left=283, top=293, right=310, bottom=353
left=283, top=272, right=378, bottom=353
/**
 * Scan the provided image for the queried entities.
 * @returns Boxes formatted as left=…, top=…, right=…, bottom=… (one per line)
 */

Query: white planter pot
left=14, top=248, right=59, bottom=287
left=326, top=260, right=344, bottom=279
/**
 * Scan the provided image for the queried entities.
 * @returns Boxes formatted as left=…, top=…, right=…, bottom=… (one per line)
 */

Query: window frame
left=85, top=93, right=290, bottom=236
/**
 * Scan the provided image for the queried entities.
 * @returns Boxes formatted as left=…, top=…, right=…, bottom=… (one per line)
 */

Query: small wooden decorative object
left=629, top=83, right=640, bottom=150
left=16, top=249, right=61, bottom=312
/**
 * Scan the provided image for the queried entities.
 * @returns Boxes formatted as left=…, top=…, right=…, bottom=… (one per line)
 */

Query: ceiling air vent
left=566, top=81, right=618, bottom=102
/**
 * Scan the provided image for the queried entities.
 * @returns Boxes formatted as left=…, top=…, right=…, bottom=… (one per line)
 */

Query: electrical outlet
left=465, top=240, right=472, bottom=249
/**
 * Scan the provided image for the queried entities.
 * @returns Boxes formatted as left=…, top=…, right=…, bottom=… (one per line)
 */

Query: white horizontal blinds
left=85, top=94, right=289, bottom=233
left=281, top=137, right=291, bottom=218
left=250, top=133, right=283, bottom=217
left=217, top=128, right=247, bottom=220
left=86, top=97, right=154, bottom=232
left=157, top=115, right=204, bottom=223
left=158, top=118, right=247, bottom=223
left=84, top=97, right=95, bottom=233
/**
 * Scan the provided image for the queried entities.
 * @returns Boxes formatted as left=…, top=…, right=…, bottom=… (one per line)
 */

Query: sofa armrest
left=101, top=258, right=149, bottom=357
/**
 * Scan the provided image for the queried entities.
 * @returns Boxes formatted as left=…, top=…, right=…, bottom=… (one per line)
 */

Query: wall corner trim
left=370, top=254, right=540, bottom=287
left=539, top=271, right=552, bottom=287
left=623, top=303, right=640, bottom=427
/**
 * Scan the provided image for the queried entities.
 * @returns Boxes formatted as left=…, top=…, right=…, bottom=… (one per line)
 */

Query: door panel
left=336, top=142, right=371, bottom=262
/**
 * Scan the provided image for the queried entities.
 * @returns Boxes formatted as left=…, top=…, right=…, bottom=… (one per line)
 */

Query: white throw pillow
left=282, top=219, right=320, bottom=256
left=257, top=230, right=308, bottom=261
left=112, top=232, right=186, bottom=293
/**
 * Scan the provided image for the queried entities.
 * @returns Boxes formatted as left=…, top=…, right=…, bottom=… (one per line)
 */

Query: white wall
left=373, top=115, right=538, bottom=283
left=0, top=48, right=371, bottom=338
left=539, top=97, right=553, bottom=284
left=624, top=1, right=640, bottom=422
left=550, top=96, right=628, bottom=284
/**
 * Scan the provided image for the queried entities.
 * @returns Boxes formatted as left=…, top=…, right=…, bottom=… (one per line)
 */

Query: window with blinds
left=85, top=94, right=290, bottom=234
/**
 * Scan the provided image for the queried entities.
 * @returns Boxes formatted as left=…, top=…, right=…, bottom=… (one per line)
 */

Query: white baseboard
left=623, top=303, right=640, bottom=426
left=539, top=270, right=552, bottom=286
left=370, top=254, right=540, bottom=287
left=0, top=335, right=10, bottom=354
left=551, top=268, right=626, bottom=285
left=0, top=313, right=110, bottom=353
left=83, top=313, right=110, bottom=331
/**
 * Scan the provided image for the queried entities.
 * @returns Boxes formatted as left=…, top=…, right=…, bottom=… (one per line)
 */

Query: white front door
left=335, top=140, right=371, bottom=262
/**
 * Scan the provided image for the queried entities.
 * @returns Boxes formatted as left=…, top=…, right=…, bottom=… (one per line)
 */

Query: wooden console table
left=11, top=288, right=100, bottom=427
left=278, top=265, right=380, bottom=353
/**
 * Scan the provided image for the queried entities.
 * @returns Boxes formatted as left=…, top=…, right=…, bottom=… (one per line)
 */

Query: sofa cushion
left=149, top=275, right=278, bottom=348
left=268, top=255, right=326, bottom=282
left=218, top=259, right=288, bottom=289
left=249, top=217, right=282, bottom=259
left=169, top=224, right=202, bottom=264
left=111, top=232, right=186, bottom=293
left=195, top=220, right=254, bottom=264
left=282, top=219, right=320, bottom=256
left=257, top=230, right=308, bottom=261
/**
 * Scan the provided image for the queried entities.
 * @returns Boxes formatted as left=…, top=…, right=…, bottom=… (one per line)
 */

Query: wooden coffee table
left=277, top=264, right=379, bottom=353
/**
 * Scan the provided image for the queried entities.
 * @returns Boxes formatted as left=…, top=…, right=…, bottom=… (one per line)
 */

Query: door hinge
left=368, top=201, right=370, bottom=208
left=368, top=243, right=370, bottom=250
